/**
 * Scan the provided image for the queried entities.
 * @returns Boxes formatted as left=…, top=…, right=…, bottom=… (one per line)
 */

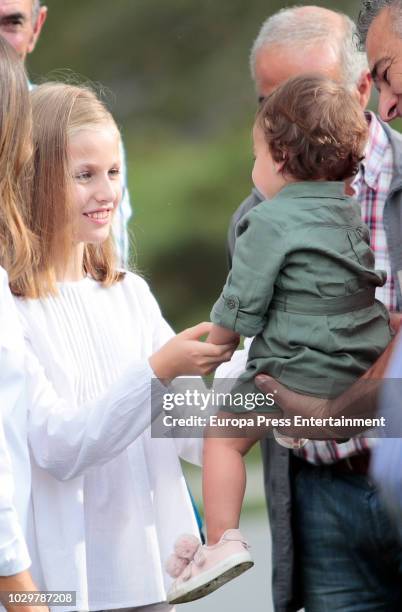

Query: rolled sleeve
left=211, top=206, right=286, bottom=337
left=211, top=294, right=264, bottom=336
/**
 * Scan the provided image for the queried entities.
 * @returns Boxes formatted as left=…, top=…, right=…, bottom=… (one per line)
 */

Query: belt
left=294, top=450, right=371, bottom=476
left=271, top=288, right=376, bottom=315
left=330, top=451, right=371, bottom=476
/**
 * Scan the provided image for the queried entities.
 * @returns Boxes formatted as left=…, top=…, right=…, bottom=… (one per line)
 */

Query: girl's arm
left=0, top=418, right=30, bottom=577
left=23, top=275, right=235, bottom=478
left=0, top=570, right=48, bottom=612
left=26, top=322, right=233, bottom=482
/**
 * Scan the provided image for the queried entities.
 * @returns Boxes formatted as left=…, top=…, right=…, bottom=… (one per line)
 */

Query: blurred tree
left=28, top=0, right=361, bottom=330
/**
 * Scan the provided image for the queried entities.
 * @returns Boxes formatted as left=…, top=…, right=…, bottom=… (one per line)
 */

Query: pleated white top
left=14, top=273, right=202, bottom=611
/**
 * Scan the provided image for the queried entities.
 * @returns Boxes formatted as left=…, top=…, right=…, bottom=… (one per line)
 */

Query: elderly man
left=226, top=6, right=402, bottom=611
left=0, top=0, right=46, bottom=59
left=357, top=0, right=402, bottom=535
left=0, top=0, right=132, bottom=264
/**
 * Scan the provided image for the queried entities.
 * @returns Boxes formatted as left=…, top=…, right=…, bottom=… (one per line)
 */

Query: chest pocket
left=347, top=227, right=374, bottom=268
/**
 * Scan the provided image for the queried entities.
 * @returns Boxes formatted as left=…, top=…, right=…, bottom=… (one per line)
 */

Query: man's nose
left=378, top=90, right=401, bottom=122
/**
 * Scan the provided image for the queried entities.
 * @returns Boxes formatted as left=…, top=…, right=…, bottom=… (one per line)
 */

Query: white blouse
left=0, top=266, right=31, bottom=576
left=15, top=273, right=202, bottom=611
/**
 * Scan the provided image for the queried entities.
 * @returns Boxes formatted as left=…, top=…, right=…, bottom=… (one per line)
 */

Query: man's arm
left=254, top=334, right=398, bottom=438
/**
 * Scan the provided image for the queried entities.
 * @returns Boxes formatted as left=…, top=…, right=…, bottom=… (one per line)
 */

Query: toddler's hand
left=149, top=322, right=235, bottom=381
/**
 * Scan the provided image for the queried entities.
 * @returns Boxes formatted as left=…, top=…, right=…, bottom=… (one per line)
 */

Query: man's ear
left=27, top=6, right=48, bottom=55
left=355, top=70, right=372, bottom=110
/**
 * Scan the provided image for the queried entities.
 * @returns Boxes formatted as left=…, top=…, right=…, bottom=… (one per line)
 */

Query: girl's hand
left=149, top=322, right=236, bottom=381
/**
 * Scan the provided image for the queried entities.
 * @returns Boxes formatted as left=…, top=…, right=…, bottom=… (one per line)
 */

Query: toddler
left=166, top=75, right=392, bottom=604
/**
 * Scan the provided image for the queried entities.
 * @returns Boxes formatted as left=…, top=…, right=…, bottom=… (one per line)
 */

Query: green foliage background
left=29, top=0, right=360, bottom=331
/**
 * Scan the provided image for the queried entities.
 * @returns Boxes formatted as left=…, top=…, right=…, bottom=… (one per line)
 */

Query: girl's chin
left=75, top=230, right=111, bottom=245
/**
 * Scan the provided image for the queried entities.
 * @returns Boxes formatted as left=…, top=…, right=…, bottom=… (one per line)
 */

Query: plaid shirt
left=355, top=113, right=396, bottom=311
left=297, top=112, right=394, bottom=465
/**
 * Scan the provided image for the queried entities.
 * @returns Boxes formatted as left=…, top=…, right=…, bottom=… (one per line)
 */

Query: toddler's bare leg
left=202, top=411, right=261, bottom=545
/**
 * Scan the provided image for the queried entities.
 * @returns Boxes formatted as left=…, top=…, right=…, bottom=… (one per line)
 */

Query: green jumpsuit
left=211, top=181, right=392, bottom=412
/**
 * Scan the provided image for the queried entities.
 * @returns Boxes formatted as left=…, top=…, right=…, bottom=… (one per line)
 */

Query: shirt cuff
left=0, top=533, right=30, bottom=576
left=210, top=294, right=264, bottom=336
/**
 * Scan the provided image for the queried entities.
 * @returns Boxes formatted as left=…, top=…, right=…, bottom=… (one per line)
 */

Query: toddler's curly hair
left=257, top=74, right=368, bottom=181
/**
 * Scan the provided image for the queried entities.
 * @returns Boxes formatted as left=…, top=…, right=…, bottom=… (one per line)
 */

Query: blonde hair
left=0, top=36, right=36, bottom=296
left=18, top=82, right=124, bottom=298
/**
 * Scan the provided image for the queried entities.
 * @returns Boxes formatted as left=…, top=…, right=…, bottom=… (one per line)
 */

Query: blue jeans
left=293, top=462, right=402, bottom=612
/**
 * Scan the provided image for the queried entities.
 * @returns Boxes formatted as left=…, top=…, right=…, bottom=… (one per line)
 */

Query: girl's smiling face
left=69, top=123, right=122, bottom=246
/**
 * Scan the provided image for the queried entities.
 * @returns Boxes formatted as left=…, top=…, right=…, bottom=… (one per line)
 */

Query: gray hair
left=250, top=6, right=368, bottom=89
left=32, top=0, right=41, bottom=23
left=357, top=1, right=402, bottom=48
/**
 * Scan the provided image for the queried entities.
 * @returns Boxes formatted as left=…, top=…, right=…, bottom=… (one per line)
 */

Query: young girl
left=12, top=82, right=234, bottom=612
left=166, top=75, right=393, bottom=604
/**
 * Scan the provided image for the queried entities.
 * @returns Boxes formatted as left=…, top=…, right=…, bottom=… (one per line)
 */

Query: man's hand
left=255, top=375, right=328, bottom=420
left=255, top=375, right=336, bottom=439
left=254, top=374, right=381, bottom=439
